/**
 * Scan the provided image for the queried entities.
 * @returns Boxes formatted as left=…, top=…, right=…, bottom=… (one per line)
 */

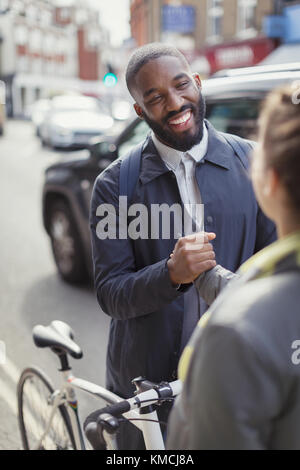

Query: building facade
left=0, top=0, right=108, bottom=117
left=262, top=0, right=300, bottom=63
left=129, top=0, right=300, bottom=75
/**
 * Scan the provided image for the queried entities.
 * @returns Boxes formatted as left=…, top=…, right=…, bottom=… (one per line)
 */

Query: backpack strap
left=119, top=140, right=145, bottom=201
left=220, top=132, right=255, bottom=170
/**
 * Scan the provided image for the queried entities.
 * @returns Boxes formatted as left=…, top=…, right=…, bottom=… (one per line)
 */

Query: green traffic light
left=103, top=73, right=118, bottom=87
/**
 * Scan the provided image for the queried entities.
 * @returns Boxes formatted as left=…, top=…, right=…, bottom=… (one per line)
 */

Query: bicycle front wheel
left=17, top=367, right=76, bottom=450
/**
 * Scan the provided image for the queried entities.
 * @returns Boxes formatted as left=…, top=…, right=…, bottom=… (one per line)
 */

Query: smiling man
left=88, top=43, right=276, bottom=449
left=129, top=53, right=206, bottom=152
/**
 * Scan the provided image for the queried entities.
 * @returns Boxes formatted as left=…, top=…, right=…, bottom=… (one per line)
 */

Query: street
left=0, top=120, right=110, bottom=449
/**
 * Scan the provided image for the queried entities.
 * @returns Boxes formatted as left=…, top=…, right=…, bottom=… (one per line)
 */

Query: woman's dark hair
left=125, top=42, right=190, bottom=95
left=260, top=84, right=300, bottom=213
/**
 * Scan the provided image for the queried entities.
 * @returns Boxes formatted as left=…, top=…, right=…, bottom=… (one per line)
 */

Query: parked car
left=39, top=95, right=114, bottom=149
left=29, top=98, right=52, bottom=137
left=0, top=80, right=6, bottom=136
left=42, top=65, right=300, bottom=284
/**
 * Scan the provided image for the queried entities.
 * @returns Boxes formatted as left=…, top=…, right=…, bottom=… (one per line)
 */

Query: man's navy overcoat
left=90, top=121, right=276, bottom=398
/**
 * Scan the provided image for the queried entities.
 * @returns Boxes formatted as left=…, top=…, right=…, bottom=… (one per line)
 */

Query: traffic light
left=103, top=64, right=118, bottom=88
left=103, top=72, right=118, bottom=88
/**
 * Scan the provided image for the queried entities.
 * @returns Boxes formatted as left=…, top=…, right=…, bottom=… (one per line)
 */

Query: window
left=207, top=0, right=223, bottom=44
left=57, top=37, right=68, bottom=56
left=87, top=29, right=101, bottom=49
left=43, top=34, right=55, bottom=55
left=206, top=97, right=262, bottom=140
left=15, top=24, right=28, bottom=46
left=16, top=56, right=29, bottom=72
left=31, top=58, right=42, bottom=74
left=29, top=29, right=42, bottom=53
left=12, top=0, right=24, bottom=14
left=60, top=8, right=71, bottom=21
left=40, top=10, right=52, bottom=27
left=27, top=5, right=38, bottom=23
left=0, top=0, right=9, bottom=13
left=75, top=9, right=88, bottom=25
left=237, top=0, right=257, bottom=38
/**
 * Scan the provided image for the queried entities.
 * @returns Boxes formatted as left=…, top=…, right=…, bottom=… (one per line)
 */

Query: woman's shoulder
left=204, top=271, right=300, bottom=366
left=211, top=271, right=299, bottom=325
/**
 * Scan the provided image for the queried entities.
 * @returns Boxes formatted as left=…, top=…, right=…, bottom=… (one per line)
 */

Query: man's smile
left=167, top=109, right=193, bottom=132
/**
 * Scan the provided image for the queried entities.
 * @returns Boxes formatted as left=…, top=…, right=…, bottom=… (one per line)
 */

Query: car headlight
left=46, top=168, right=71, bottom=181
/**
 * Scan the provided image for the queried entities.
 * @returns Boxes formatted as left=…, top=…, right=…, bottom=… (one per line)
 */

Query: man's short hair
left=126, top=42, right=190, bottom=96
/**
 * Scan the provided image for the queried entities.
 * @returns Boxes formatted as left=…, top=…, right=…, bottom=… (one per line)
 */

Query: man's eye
left=177, top=82, right=189, bottom=89
left=149, top=95, right=162, bottom=104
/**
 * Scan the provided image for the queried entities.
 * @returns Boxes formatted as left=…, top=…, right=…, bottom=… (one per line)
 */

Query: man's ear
left=134, top=103, right=144, bottom=119
left=192, top=73, right=202, bottom=90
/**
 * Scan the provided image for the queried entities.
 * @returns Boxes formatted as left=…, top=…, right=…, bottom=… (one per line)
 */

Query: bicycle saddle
left=32, top=320, right=83, bottom=359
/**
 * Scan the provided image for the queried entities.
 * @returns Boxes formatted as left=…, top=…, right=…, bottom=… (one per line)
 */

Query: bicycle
left=17, top=320, right=182, bottom=450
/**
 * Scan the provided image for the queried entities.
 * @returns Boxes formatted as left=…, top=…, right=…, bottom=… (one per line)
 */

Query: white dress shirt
left=152, top=123, right=208, bottom=235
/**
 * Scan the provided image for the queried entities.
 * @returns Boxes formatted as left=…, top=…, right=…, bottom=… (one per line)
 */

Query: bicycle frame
left=34, top=367, right=182, bottom=450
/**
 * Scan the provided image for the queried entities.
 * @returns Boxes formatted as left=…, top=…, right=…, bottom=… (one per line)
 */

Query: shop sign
left=162, top=5, right=195, bottom=34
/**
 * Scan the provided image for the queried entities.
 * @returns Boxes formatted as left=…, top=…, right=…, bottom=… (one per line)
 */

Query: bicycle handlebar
left=94, top=379, right=181, bottom=446
left=97, top=401, right=131, bottom=428
left=97, top=379, right=180, bottom=420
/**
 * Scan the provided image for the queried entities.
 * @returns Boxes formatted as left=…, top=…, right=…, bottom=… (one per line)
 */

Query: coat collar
left=203, top=120, right=231, bottom=170
left=139, top=120, right=231, bottom=186
left=139, top=134, right=170, bottom=186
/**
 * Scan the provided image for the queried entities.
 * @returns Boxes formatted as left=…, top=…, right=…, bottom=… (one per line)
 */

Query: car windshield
left=206, top=98, right=261, bottom=140
left=118, top=120, right=150, bottom=158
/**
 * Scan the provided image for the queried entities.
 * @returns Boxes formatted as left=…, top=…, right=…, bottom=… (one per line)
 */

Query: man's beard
left=142, top=94, right=206, bottom=152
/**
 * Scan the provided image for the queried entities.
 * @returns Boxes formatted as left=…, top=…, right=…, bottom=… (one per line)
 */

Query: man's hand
left=167, top=232, right=217, bottom=286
